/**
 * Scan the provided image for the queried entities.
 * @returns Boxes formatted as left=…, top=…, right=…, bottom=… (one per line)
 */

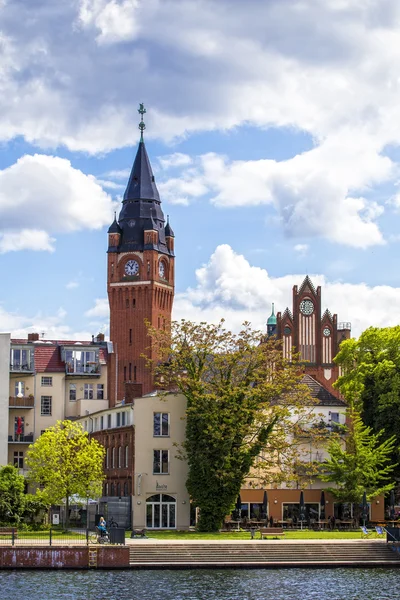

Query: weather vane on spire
left=138, top=103, right=146, bottom=141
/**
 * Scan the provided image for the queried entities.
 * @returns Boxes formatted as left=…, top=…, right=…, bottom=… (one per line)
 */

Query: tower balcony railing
left=9, top=395, right=35, bottom=408
left=338, top=322, right=351, bottom=330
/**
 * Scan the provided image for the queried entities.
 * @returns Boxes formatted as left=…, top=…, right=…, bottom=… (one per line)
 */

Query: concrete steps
left=129, top=542, right=400, bottom=568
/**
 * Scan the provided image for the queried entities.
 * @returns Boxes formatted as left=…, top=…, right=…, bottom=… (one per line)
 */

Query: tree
left=147, top=319, right=319, bottom=532
left=334, top=326, right=400, bottom=478
left=320, top=409, right=396, bottom=521
left=26, top=420, right=105, bottom=527
left=0, top=465, right=25, bottom=524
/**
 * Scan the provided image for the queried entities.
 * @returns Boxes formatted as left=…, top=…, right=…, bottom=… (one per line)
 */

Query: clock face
left=128, top=219, right=136, bottom=228
left=299, top=299, right=314, bottom=316
left=159, top=261, right=165, bottom=278
left=323, top=327, right=331, bottom=337
left=284, top=326, right=291, bottom=336
left=125, top=259, right=139, bottom=276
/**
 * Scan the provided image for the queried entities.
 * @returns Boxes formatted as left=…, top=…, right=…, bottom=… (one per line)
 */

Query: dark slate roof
left=165, top=216, right=174, bottom=237
left=123, top=141, right=160, bottom=202
left=108, top=215, right=122, bottom=234
left=302, top=374, right=346, bottom=406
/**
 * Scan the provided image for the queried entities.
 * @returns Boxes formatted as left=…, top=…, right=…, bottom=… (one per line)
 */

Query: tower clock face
left=323, top=327, right=331, bottom=337
left=158, top=261, right=165, bottom=278
left=125, top=259, right=139, bottom=276
left=299, top=299, right=314, bottom=316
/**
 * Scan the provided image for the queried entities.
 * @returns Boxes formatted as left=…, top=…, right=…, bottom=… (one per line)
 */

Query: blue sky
left=1, top=0, right=400, bottom=340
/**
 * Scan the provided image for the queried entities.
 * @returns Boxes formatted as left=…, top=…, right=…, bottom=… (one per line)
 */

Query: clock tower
left=107, top=105, right=175, bottom=405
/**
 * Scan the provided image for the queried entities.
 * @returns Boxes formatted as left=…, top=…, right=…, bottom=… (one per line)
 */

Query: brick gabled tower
left=107, top=105, right=175, bottom=405
left=268, top=276, right=351, bottom=397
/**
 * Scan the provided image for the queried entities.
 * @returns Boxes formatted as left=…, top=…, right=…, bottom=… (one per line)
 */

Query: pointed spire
left=165, top=214, right=175, bottom=237
left=267, top=302, right=277, bottom=325
left=108, top=211, right=121, bottom=234
left=123, top=104, right=160, bottom=202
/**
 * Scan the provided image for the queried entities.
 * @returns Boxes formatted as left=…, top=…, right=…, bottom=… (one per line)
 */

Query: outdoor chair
left=375, top=526, right=385, bottom=538
left=361, top=525, right=372, bottom=538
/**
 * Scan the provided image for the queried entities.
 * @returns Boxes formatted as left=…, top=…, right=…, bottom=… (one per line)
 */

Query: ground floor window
left=334, top=502, right=371, bottom=522
left=231, top=503, right=264, bottom=520
left=146, top=494, right=176, bottom=529
left=282, top=503, right=319, bottom=523
left=13, top=451, right=24, bottom=469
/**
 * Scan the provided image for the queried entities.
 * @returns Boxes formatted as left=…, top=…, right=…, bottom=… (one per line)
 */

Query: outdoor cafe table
left=277, top=520, right=292, bottom=529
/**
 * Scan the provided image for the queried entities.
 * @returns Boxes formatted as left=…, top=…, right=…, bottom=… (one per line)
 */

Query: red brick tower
left=271, top=276, right=351, bottom=397
left=107, top=105, right=175, bottom=405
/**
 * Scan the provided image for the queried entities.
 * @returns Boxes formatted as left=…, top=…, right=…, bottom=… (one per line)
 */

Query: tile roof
left=301, top=374, right=346, bottom=407
left=10, top=339, right=108, bottom=372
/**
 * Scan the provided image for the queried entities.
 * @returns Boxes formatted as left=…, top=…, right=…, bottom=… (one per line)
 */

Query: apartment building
left=6, top=333, right=108, bottom=474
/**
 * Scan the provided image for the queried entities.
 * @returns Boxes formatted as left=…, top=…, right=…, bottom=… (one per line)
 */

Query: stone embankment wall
left=0, top=546, right=130, bottom=569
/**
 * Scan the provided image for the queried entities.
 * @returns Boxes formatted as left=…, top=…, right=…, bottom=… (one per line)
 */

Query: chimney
left=28, top=333, right=39, bottom=342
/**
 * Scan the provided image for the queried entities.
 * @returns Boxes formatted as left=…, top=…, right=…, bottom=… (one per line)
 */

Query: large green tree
left=321, top=409, right=396, bottom=520
left=334, top=325, right=400, bottom=477
left=148, top=319, right=319, bottom=532
left=0, top=465, right=25, bottom=524
left=26, top=420, right=105, bottom=527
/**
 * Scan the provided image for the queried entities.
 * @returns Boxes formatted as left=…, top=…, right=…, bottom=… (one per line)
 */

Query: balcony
left=10, top=361, right=34, bottom=374
left=9, top=395, right=35, bottom=408
left=8, top=434, right=34, bottom=443
left=65, top=363, right=101, bottom=377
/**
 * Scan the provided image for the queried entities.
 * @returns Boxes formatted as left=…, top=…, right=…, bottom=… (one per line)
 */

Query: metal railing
left=0, top=527, right=125, bottom=546
left=9, top=396, right=35, bottom=408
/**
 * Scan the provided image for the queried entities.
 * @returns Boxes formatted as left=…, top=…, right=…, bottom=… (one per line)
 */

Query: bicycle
left=89, top=527, right=110, bottom=544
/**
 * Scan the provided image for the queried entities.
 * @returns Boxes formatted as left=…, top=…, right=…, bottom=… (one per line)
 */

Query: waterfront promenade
left=1, top=537, right=400, bottom=569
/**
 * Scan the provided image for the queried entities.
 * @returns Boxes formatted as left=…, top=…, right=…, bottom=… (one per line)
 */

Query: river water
left=1, top=568, right=399, bottom=600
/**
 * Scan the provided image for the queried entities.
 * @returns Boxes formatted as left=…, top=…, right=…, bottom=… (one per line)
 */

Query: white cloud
left=159, top=140, right=390, bottom=247
left=85, top=244, right=400, bottom=339
left=0, top=154, right=115, bottom=251
left=294, top=244, right=309, bottom=256
left=0, top=230, right=55, bottom=253
left=158, top=153, right=193, bottom=170
left=66, top=281, right=79, bottom=290
left=85, top=298, right=110, bottom=318
left=78, top=0, right=141, bottom=45
left=0, top=305, right=93, bottom=341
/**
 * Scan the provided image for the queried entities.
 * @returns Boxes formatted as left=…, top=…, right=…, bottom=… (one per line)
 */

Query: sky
left=1, top=0, right=400, bottom=340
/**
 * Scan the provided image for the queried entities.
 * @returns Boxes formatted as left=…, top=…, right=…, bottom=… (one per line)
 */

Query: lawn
left=132, top=529, right=377, bottom=540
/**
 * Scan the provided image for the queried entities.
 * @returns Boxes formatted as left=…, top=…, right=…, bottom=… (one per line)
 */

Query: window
left=100, top=416, right=104, bottom=430
left=124, top=481, right=129, bottom=496
left=41, top=396, right=52, bottom=416
left=110, top=483, right=115, bottom=496
left=154, top=413, right=170, bottom=437
left=129, top=363, right=132, bottom=380
left=14, top=381, right=25, bottom=397
left=69, top=384, right=76, bottom=401
left=104, top=483, right=109, bottom=496
left=125, top=446, right=129, bottom=468
left=129, top=329, right=132, bottom=344
left=40, top=430, right=47, bottom=436
left=330, top=412, right=340, bottom=423
left=122, top=412, right=126, bottom=426
left=134, top=366, right=137, bottom=381
left=116, top=483, right=121, bottom=497
left=153, top=450, right=169, bottom=474
left=112, top=447, right=115, bottom=468
left=13, top=451, right=24, bottom=469
left=105, top=448, right=109, bottom=469
left=118, top=446, right=122, bottom=468
left=124, top=366, right=127, bottom=381
left=84, top=384, right=93, bottom=399
left=116, top=412, right=121, bottom=427
left=41, top=376, right=52, bottom=387
left=65, top=349, right=98, bottom=374
left=97, top=384, right=104, bottom=400
left=10, top=348, right=32, bottom=371
left=107, top=414, right=112, bottom=428
left=94, top=417, right=98, bottom=431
